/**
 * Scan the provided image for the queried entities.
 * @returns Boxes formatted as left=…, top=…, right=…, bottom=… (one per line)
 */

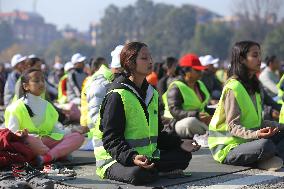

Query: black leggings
left=105, top=148, right=191, bottom=185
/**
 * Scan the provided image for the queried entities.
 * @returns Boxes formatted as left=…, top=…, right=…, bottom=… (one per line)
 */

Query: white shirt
left=7, top=93, right=64, bottom=135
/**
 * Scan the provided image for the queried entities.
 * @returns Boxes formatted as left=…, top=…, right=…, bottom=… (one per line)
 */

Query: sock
left=43, top=154, right=53, bottom=164
left=37, top=154, right=53, bottom=165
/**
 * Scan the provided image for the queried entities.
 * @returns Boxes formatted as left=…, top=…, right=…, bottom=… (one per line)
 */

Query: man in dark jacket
left=157, top=57, right=178, bottom=96
left=200, top=55, right=222, bottom=101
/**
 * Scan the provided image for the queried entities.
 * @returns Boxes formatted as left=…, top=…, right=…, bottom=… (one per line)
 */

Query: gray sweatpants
left=223, top=131, right=284, bottom=166
left=175, top=117, right=208, bottom=138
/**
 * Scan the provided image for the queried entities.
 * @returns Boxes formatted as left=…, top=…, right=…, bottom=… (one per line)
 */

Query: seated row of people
left=2, top=40, right=284, bottom=186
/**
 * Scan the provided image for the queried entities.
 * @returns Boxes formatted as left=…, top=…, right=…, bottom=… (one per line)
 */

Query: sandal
left=42, top=163, right=76, bottom=177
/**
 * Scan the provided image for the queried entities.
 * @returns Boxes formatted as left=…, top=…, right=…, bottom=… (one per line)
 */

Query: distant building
left=212, top=15, right=241, bottom=28
left=89, top=21, right=100, bottom=47
left=61, top=25, right=91, bottom=45
left=193, top=5, right=222, bottom=24
left=0, top=10, right=61, bottom=46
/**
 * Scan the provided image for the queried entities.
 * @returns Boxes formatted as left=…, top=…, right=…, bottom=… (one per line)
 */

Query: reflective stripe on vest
left=208, top=79, right=262, bottom=163
left=93, top=87, right=160, bottom=179
left=5, top=99, right=63, bottom=140
left=162, top=80, right=210, bottom=118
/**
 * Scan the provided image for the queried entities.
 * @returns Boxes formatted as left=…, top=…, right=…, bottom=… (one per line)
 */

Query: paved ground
left=52, top=150, right=284, bottom=189
left=1, top=109, right=284, bottom=189
left=54, top=165, right=284, bottom=189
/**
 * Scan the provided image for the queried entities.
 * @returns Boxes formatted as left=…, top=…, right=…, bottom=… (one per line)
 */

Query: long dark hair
left=120, top=42, right=147, bottom=76
left=228, top=41, right=261, bottom=93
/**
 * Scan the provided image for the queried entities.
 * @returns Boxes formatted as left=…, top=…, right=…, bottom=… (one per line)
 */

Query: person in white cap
left=4, top=54, right=27, bottom=106
left=200, top=55, right=222, bottom=102
left=84, top=45, right=124, bottom=150
left=67, top=53, right=87, bottom=104
left=110, top=45, right=124, bottom=74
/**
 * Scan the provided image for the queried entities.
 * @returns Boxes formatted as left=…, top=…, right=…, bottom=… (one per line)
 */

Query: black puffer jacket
left=99, top=75, right=182, bottom=166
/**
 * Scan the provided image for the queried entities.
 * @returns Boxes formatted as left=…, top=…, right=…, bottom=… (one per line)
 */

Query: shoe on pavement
left=193, top=133, right=209, bottom=148
left=257, top=156, right=283, bottom=171
left=42, top=163, right=76, bottom=177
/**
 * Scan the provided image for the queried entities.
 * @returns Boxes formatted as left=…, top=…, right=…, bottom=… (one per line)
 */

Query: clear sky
left=2, top=0, right=284, bottom=32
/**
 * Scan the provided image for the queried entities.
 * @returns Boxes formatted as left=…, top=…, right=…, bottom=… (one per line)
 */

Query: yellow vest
left=277, top=74, right=284, bottom=104
left=80, top=76, right=92, bottom=127
left=279, top=105, right=284, bottom=124
left=5, top=99, right=63, bottom=140
left=208, top=79, right=262, bottom=163
left=162, top=80, right=210, bottom=118
left=57, top=74, right=68, bottom=104
left=93, top=87, right=159, bottom=178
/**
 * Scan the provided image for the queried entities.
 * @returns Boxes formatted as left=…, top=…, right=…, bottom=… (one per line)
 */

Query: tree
left=0, top=21, right=15, bottom=52
left=44, top=39, right=95, bottom=65
left=0, top=44, right=25, bottom=63
left=187, top=23, right=233, bottom=59
left=144, top=5, right=197, bottom=60
left=95, top=5, right=126, bottom=60
left=263, top=23, right=284, bottom=60
left=232, top=0, right=283, bottom=42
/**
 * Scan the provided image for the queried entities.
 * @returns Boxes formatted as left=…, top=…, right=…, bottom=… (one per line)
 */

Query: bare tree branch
left=231, top=0, right=283, bottom=22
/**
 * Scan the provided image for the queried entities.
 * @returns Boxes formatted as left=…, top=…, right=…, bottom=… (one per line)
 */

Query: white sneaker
left=257, top=156, right=283, bottom=171
left=193, top=134, right=208, bottom=148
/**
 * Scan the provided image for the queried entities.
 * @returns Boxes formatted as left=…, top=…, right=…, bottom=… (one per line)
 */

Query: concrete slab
left=62, top=148, right=250, bottom=189
left=62, top=151, right=96, bottom=166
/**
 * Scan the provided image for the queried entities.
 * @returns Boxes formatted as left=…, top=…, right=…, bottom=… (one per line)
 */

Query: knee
left=259, top=139, right=277, bottom=159
left=176, top=117, right=197, bottom=131
left=69, top=132, right=85, bottom=145
left=130, top=167, right=157, bottom=185
left=183, top=117, right=199, bottom=127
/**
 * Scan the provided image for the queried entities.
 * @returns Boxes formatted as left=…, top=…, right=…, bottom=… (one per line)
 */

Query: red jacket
left=0, top=129, right=36, bottom=168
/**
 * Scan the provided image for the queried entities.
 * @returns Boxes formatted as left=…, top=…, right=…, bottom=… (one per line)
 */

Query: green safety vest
left=280, top=105, right=284, bottom=124
left=208, top=79, right=262, bottom=163
left=57, top=74, right=68, bottom=104
left=5, top=99, right=64, bottom=140
left=277, top=74, right=284, bottom=104
left=85, top=64, right=114, bottom=128
left=162, top=80, right=210, bottom=118
left=92, top=87, right=160, bottom=179
left=279, top=75, right=284, bottom=123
